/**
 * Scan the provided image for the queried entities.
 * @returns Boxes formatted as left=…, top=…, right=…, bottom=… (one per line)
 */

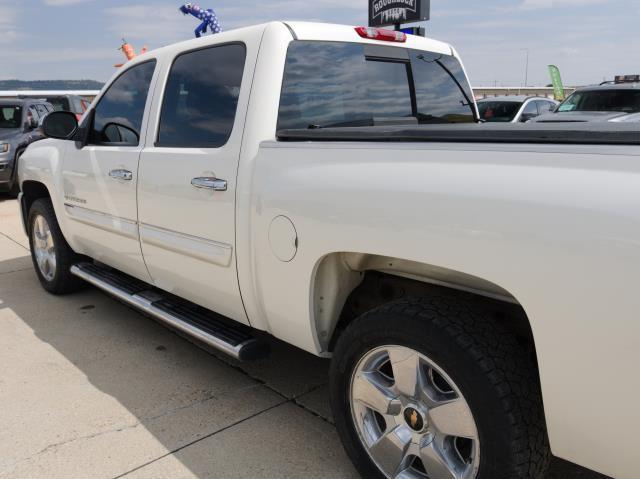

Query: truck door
left=61, top=60, right=157, bottom=281
left=137, top=42, right=251, bottom=324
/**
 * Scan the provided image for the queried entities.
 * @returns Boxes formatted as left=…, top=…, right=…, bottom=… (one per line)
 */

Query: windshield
left=477, top=101, right=522, bottom=122
left=277, top=41, right=476, bottom=130
left=557, top=89, right=640, bottom=113
left=0, top=106, right=21, bottom=129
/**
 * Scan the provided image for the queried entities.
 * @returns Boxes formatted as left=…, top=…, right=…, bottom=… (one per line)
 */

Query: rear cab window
left=277, top=41, right=476, bottom=131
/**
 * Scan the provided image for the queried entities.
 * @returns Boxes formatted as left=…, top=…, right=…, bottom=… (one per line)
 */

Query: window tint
left=0, top=106, right=21, bottom=129
left=278, top=41, right=476, bottom=130
left=558, top=89, right=640, bottom=113
left=410, top=51, right=476, bottom=123
left=35, top=104, right=49, bottom=118
left=522, top=102, right=537, bottom=115
left=157, top=44, right=246, bottom=148
left=89, top=60, right=156, bottom=146
left=28, top=106, right=40, bottom=122
left=46, top=97, right=71, bottom=112
left=477, top=101, right=521, bottom=122
left=536, top=101, right=551, bottom=114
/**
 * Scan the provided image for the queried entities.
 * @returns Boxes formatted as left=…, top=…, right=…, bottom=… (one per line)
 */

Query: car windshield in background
left=0, top=106, right=21, bottom=129
left=277, top=41, right=476, bottom=130
left=477, top=101, right=522, bottom=122
left=45, top=97, right=71, bottom=112
left=557, top=89, right=640, bottom=113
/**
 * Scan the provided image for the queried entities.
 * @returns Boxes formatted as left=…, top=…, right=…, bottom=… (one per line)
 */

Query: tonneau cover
left=277, top=123, right=640, bottom=145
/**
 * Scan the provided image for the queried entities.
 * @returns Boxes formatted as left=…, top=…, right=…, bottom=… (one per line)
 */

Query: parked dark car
left=0, top=99, right=53, bottom=196
left=477, top=95, right=558, bottom=123
left=16, top=94, right=90, bottom=121
left=532, top=81, right=640, bottom=123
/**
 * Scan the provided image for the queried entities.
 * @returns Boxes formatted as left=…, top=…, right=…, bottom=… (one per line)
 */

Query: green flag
left=548, top=65, right=565, bottom=101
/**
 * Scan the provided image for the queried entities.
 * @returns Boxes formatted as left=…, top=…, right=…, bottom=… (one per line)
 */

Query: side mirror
left=29, top=116, right=39, bottom=130
left=42, top=111, right=79, bottom=140
left=520, top=113, right=534, bottom=123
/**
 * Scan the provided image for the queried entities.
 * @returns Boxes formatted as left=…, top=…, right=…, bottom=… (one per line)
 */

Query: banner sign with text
left=369, top=0, right=430, bottom=27
left=548, top=65, right=566, bottom=101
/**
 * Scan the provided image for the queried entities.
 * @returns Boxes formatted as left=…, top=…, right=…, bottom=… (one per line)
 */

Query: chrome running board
left=70, top=262, right=269, bottom=361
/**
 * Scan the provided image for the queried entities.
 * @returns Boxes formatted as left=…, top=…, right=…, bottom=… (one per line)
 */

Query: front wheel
left=28, top=198, right=84, bottom=294
left=330, top=297, right=550, bottom=479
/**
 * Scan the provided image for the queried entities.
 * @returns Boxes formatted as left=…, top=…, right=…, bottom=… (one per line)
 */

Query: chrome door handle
left=109, top=169, right=133, bottom=181
left=191, top=177, right=227, bottom=191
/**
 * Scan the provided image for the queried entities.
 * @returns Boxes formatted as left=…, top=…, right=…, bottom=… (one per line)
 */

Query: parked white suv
left=477, top=95, right=558, bottom=123
left=17, top=21, right=640, bottom=479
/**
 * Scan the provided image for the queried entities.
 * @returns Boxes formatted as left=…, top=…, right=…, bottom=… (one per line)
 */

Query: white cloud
left=43, top=0, right=94, bottom=5
left=0, top=1, right=18, bottom=26
left=520, top=0, right=608, bottom=9
left=105, top=1, right=367, bottom=48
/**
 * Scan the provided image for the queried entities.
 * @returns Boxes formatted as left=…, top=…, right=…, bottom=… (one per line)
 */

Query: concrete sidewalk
left=0, top=195, right=606, bottom=479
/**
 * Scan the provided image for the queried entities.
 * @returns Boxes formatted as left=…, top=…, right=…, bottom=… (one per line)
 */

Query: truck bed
left=277, top=123, right=640, bottom=145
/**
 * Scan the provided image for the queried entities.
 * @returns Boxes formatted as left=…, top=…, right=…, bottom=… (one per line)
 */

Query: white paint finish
left=58, top=58, right=161, bottom=282
left=65, top=204, right=138, bottom=239
left=268, top=216, right=297, bottom=262
left=139, top=224, right=232, bottom=267
left=135, top=25, right=266, bottom=325
left=249, top=141, right=640, bottom=479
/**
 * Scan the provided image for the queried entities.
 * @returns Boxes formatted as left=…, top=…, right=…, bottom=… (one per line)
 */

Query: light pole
left=521, top=48, right=530, bottom=87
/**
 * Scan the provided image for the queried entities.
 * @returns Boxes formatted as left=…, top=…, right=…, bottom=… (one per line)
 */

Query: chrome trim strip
left=139, top=223, right=233, bottom=267
left=65, top=204, right=138, bottom=239
left=70, top=265, right=248, bottom=360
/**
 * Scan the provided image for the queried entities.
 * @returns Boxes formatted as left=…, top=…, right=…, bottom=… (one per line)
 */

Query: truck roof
left=284, top=21, right=453, bottom=56
left=140, top=21, right=455, bottom=60
left=576, top=83, right=640, bottom=92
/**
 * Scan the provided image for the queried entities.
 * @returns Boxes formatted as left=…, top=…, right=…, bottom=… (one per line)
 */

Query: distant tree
left=0, top=80, right=104, bottom=90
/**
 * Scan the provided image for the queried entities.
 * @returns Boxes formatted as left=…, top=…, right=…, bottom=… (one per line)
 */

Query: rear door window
left=157, top=43, right=246, bottom=148
left=278, top=41, right=476, bottom=130
left=520, top=101, right=538, bottom=121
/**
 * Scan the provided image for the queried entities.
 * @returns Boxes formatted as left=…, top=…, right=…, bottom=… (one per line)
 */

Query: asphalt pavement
left=0, top=194, right=608, bottom=478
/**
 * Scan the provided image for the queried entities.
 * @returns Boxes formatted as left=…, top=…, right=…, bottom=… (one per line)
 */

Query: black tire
left=28, top=198, right=84, bottom=295
left=8, top=149, right=24, bottom=197
left=330, top=297, right=551, bottom=479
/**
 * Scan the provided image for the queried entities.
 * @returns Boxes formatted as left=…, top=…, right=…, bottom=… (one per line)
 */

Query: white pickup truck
left=17, top=21, right=640, bottom=479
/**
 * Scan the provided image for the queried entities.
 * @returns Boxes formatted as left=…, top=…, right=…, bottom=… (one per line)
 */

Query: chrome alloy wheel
left=32, top=215, right=57, bottom=282
left=350, top=346, right=480, bottom=479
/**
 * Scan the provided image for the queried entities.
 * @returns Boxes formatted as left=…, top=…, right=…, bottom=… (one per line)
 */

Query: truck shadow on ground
left=0, top=256, right=608, bottom=479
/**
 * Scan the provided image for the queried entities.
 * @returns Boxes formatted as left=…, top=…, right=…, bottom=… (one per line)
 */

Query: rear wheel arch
left=311, top=253, right=537, bottom=360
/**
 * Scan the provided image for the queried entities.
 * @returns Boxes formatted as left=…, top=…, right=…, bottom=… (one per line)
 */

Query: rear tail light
left=355, top=26, right=407, bottom=43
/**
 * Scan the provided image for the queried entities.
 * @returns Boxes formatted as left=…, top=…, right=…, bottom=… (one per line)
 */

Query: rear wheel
left=28, top=198, right=84, bottom=294
left=330, top=297, right=550, bottom=479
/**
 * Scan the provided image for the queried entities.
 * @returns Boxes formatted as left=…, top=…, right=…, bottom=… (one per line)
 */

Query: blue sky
left=1, top=0, right=637, bottom=86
